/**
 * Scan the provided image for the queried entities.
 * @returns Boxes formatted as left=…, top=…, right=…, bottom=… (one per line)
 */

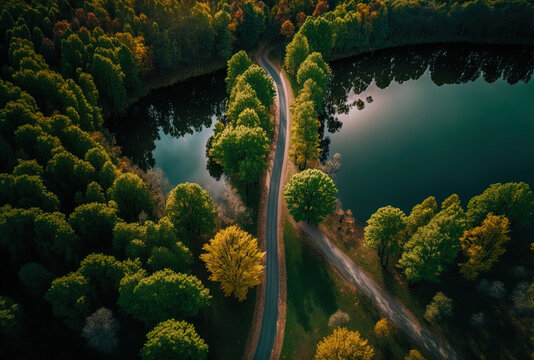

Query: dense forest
left=1, top=0, right=534, bottom=359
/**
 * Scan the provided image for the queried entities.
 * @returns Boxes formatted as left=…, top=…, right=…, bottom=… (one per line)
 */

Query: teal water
left=324, top=45, right=534, bottom=221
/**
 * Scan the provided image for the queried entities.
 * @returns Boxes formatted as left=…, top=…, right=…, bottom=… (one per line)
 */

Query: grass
left=281, top=215, right=414, bottom=359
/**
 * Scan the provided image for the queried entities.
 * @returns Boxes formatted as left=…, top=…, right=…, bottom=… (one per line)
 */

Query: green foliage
left=235, top=108, right=261, bottom=128
left=118, top=269, right=211, bottom=326
left=0, top=296, right=22, bottom=336
left=148, top=243, right=193, bottom=274
left=289, top=98, right=320, bottom=169
left=466, top=182, right=534, bottom=227
left=225, top=51, right=252, bottom=94
left=285, top=33, right=310, bottom=76
left=300, top=17, right=333, bottom=57
left=140, top=319, right=208, bottom=360
left=165, top=183, right=216, bottom=236
left=364, top=206, right=407, bottom=267
left=0, top=173, right=59, bottom=212
left=108, top=173, right=153, bottom=222
left=405, top=196, right=438, bottom=238
left=19, top=262, right=54, bottom=297
left=227, top=83, right=272, bottom=135
left=238, top=64, right=275, bottom=107
left=236, top=1, right=265, bottom=50
left=400, top=203, right=467, bottom=283
left=424, top=292, right=453, bottom=323
left=283, top=169, right=338, bottom=224
left=69, top=201, right=118, bottom=252
left=13, top=159, right=42, bottom=176
left=296, top=52, right=329, bottom=93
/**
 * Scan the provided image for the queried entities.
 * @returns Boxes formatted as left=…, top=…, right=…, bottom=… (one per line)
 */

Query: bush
left=327, top=310, right=349, bottom=328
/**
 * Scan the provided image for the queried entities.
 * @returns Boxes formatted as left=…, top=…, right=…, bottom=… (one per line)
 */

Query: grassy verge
left=281, top=215, right=414, bottom=359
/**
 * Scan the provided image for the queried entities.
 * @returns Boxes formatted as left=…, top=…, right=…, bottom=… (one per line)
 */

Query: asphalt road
left=300, top=222, right=459, bottom=360
left=252, top=51, right=288, bottom=360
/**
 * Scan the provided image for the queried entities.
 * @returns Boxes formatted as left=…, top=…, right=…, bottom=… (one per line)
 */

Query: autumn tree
left=458, top=214, right=511, bottom=280
left=108, top=173, right=153, bottom=222
left=200, top=225, right=265, bottom=301
left=165, top=183, right=217, bottom=236
left=313, top=1, right=330, bottom=17
left=314, top=327, right=374, bottom=360
left=466, top=182, right=534, bottom=227
left=364, top=206, right=407, bottom=267
left=236, top=1, right=265, bottom=50
left=280, top=20, right=295, bottom=38
left=118, top=269, right=211, bottom=326
left=140, top=319, right=208, bottom=360
left=284, top=169, right=337, bottom=224
left=405, top=350, right=427, bottom=360
left=374, top=318, right=392, bottom=338
left=284, top=33, right=310, bottom=76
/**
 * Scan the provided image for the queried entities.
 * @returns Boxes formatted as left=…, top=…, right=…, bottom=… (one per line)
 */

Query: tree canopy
left=314, top=327, right=374, bottom=360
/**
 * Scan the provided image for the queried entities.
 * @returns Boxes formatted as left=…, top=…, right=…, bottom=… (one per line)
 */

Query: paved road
left=300, top=222, right=459, bottom=360
left=252, top=51, right=289, bottom=360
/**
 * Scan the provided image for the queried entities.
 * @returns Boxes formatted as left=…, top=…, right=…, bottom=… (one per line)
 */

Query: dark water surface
left=323, top=45, right=534, bottom=221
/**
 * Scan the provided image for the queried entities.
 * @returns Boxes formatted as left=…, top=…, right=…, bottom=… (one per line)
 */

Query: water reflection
left=110, top=71, right=226, bottom=171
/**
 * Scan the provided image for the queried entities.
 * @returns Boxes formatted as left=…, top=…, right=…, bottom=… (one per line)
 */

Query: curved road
left=253, top=51, right=289, bottom=360
left=300, top=223, right=459, bottom=360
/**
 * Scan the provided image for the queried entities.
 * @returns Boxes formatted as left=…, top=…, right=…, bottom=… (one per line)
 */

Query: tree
left=118, top=44, right=142, bottom=97
left=13, top=159, right=42, bottom=176
left=458, top=214, right=511, bottom=280
left=82, top=307, right=120, bottom=354
left=405, top=350, right=427, bottom=360
left=290, top=98, right=320, bottom=169
left=313, top=1, right=330, bottom=17
left=314, top=327, right=374, bottom=360
left=280, top=20, right=295, bottom=38
left=213, top=9, right=232, bottom=60
left=405, top=196, right=438, bottom=238
left=140, top=319, right=208, bottom=360
left=297, top=55, right=328, bottom=92
left=108, top=173, right=153, bottom=222
left=284, top=33, right=310, bottom=76
left=236, top=108, right=261, bottom=128
left=209, top=125, right=270, bottom=184
left=0, top=296, right=22, bottom=337
left=328, top=310, right=350, bottom=328
left=283, top=169, right=337, bottom=224
left=466, top=182, right=534, bottom=227
left=238, top=64, right=275, bottom=107
left=364, top=206, right=407, bottom=267
left=300, top=17, right=334, bottom=57
left=236, top=2, right=265, bottom=50
left=148, top=243, right=193, bottom=274
left=69, top=202, right=118, bottom=253
left=118, top=269, right=211, bottom=326
left=227, top=84, right=272, bottom=135
left=200, top=225, right=265, bottom=301
left=424, top=292, right=453, bottom=323
left=18, top=262, right=54, bottom=297
left=374, top=318, right=392, bottom=338
left=399, top=203, right=467, bottom=283
left=165, top=183, right=217, bottom=236
left=225, top=51, right=252, bottom=93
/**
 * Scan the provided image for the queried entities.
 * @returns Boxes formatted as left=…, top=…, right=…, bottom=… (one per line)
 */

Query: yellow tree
left=374, top=318, right=392, bottom=338
left=458, top=214, right=511, bottom=280
left=314, top=327, right=374, bottom=360
left=200, top=226, right=265, bottom=301
left=405, top=350, right=427, bottom=360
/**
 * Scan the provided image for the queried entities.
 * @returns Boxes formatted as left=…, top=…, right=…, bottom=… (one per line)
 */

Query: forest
left=1, top=0, right=534, bottom=359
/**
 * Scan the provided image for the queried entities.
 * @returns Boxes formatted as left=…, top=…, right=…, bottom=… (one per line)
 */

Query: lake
left=323, top=44, right=534, bottom=221
left=112, top=44, right=534, bottom=223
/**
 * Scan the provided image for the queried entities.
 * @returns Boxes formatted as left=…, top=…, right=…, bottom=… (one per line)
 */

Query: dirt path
left=300, top=222, right=459, bottom=360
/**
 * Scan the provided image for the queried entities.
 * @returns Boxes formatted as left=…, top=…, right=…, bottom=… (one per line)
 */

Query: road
left=252, top=50, right=289, bottom=360
left=300, top=222, right=459, bottom=360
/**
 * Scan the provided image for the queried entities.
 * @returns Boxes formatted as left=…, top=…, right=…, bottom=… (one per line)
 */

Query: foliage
left=148, top=243, right=193, bottom=274
left=466, top=182, right=534, bottom=227
left=364, top=206, right=407, bottom=267
left=314, top=327, right=374, bottom=360
left=424, top=292, right=453, bottom=323
left=405, top=350, right=427, bottom=360
left=290, top=97, right=320, bottom=169
left=327, top=310, right=350, bottom=328
left=284, top=169, right=337, bottom=224
left=374, top=318, right=392, bottom=338
left=459, top=214, right=511, bottom=280
left=0, top=296, right=22, bottom=336
left=82, top=307, right=120, bottom=354
left=165, top=183, right=217, bottom=236
left=140, top=319, right=208, bottom=360
left=225, top=51, right=253, bottom=94
left=200, top=225, right=265, bottom=301
left=108, top=173, right=153, bottom=222
left=18, top=262, right=54, bottom=297
left=284, top=33, right=310, bottom=76
left=118, top=269, right=211, bottom=326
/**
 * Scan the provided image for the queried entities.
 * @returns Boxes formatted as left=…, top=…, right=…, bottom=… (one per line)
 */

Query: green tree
left=69, top=202, right=118, bottom=253
left=236, top=2, right=265, bottom=50
left=364, top=206, right=407, bottom=267
left=213, top=9, right=232, bottom=60
left=148, top=243, right=193, bottom=274
left=209, top=125, right=270, bottom=184
left=399, top=203, right=467, bottom=283
left=459, top=214, right=511, bottom=280
left=225, top=50, right=252, bottom=94
left=405, top=196, right=438, bottom=238
left=297, top=53, right=329, bottom=93
left=290, top=98, right=320, bottom=169
left=284, top=33, right=310, bottom=76
left=283, top=169, right=337, bottom=224
left=165, top=183, right=217, bottom=236
left=300, top=17, right=334, bottom=57
left=118, top=269, right=211, bottom=326
left=108, top=173, right=153, bottom=222
left=118, top=44, right=142, bottom=97
left=314, top=327, right=374, bottom=360
left=0, top=296, right=22, bottom=337
left=424, top=292, right=453, bottom=323
left=18, top=262, right=54, bottom=297
left=140, top=319, right=208, bottom=360
left=235, top=108, right=261, bottom=128
left=13, top=159, right=42, bottom=176
left=238, top=64, right=275, bottom=107
left=227, top=83, right=271, bottom=135
left=466, top=182, right=534, bottom=227
left=200, top=225, right=265, bottom=301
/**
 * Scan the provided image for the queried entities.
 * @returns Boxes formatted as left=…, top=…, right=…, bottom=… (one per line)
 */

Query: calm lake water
left=323, top=45, right=534, bottom=221
left=112, top=44, right=534, bottom=223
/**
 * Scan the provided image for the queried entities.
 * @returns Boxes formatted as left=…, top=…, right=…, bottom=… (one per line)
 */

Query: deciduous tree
left=314, top=327, right=374, bottom=360
left=364, top=206, right=407, bottom=267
